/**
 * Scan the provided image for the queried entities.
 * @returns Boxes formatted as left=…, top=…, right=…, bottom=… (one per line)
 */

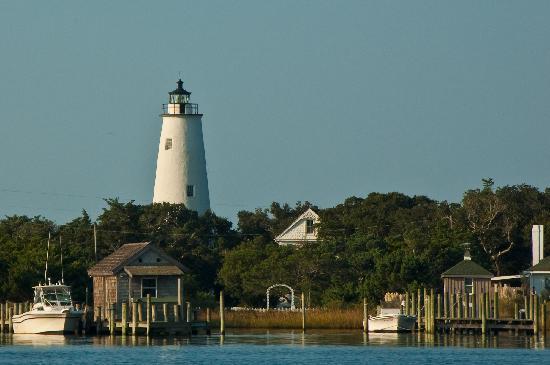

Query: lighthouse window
left=186, top=185, right=194, bottom=197
left=165, top=138, right=172, bottom=150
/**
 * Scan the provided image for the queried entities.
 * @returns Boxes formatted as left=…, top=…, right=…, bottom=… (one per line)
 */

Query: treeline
left=0, top=180, right=548, bottom=307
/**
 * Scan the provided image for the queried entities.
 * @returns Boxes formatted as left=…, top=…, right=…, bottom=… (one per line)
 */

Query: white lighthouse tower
left=153, top=79, right=210, bottom=214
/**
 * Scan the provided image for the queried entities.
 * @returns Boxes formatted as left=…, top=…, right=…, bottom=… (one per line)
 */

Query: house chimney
left=532, top=225, right=544, bottom=266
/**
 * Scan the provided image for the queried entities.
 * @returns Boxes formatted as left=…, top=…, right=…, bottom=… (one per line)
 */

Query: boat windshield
left=35, top=286, right=72, bottom=306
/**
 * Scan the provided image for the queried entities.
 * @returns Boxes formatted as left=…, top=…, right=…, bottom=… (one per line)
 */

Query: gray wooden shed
left=88, top=242, right=189, bottom=318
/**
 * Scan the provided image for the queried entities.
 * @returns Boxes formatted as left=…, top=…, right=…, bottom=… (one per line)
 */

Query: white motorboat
left=12, top=282, right=82, bottom=334
left=368, top=307, right=416, bottom=332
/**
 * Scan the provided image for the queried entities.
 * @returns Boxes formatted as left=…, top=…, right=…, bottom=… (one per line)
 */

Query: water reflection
left=0, top=330, right=548, bottom=349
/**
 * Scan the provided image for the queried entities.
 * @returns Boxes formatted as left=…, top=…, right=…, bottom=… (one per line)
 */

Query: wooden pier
left=398, top=288, right=549, bottom=336
left=0, top=294, right=211, bottom=337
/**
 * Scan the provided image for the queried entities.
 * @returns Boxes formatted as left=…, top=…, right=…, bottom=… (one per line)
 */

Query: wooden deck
left=433, top=318, right=534, bottom=333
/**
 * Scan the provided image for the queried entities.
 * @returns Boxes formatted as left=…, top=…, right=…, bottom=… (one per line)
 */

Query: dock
left=397, top=289, right=548, bottom=335
left=0, top=297, right=212, bottom=337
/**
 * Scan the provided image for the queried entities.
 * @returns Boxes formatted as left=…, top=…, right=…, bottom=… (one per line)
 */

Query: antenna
left=93, top=223, right=98, bottom=262
left=60, top=235, right=64, bottom=284
left=45, top=232, right=51, bottom=283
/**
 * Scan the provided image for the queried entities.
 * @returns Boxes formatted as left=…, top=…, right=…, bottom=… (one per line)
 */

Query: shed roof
left=88, top=242, right=188, bottom=276
left=441, top=259, right=493, bottom=278
left=527, top=256, right=550, bottom=272
left=88, top=242, right=149, bottom=276
left=124, top=265, right=184, bottom=277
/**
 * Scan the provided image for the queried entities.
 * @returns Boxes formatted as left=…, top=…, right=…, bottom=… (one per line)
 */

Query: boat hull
left=12, top=311, right=81, bottom=334
left=368, top=314, right=416, bottom=332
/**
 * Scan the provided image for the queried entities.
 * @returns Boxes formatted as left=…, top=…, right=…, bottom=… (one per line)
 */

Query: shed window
left=186, top=185, right=194, bottom=197
left=141, top=278, right=157, bottom=298
left=464, top=278, right=473, bottom=294
left=165, top=138, right=172, bottom=150
left=306, top=219, right=314, bottom=234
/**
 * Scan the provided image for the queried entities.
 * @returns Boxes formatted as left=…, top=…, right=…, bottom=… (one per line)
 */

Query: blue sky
left=0, top=1, right=549, bottom=224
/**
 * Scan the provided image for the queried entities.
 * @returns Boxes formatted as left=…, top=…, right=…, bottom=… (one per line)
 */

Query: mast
left=93, top=223, right=97, bottom=262
left=44, top=232, right=51, bottom=283
left=60, top=235, right=64, bottom=284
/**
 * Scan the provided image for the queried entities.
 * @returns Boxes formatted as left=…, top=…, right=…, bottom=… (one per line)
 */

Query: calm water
left=0, top=330, right=549, bottom=364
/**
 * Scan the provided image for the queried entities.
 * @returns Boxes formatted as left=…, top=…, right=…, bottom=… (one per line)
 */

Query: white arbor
left=266, top=284, right=295, bottom=310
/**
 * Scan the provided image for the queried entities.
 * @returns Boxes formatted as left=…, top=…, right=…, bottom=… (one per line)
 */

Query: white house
left=274, top=208, right=320, bottom=246
left=524, top=257, right=550, bottom=295
left=522, top=225, right=548, bottom=295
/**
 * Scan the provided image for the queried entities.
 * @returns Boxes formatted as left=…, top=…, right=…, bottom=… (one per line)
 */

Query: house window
left=141, top=278, right=157, bottom=298
left=186, top=185, right=194, bottom=197
left=165, top=138, right=172, bottom=150
left=464, top=277, right=473, bottom=294
left=545, top=278, right=550, bottom=290
left=306, top=219, right=314, bottom=234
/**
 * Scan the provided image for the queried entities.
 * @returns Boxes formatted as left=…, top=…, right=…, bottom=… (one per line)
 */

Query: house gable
left=275, top=208, right=320, bottom=246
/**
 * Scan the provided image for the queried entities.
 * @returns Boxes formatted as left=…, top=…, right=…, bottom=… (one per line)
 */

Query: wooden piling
left=494, top=290, right=499, bottom=319
left=132, top=301, right=138, bottom=336
left=529, top=293, right=534, bottom=319
left=206, top=307, right=211, bottom=323
left=163, top=303, right=168, bottom=322
left=457, top=293, right=463, bottom=319
left=411, top=293, right=416, bottom=319
left=186, top=302, right=191, bottom=322
left=173, top=304, right=179, bottom=322
left=97, top=306, right=102, bottom=334
left=1, top=303, right=4, bottom=334
left=437, top=294, right=441, bottom=319
left=514, top=302, right=519, bottom=320
left=417, top=289, right=422, bottom=325
left=301, top=292, right=306, bottom=332
left=405, top=292, right=410, bottom=316
left=524, top=296, right=528, bottom=319
left=450, top=293, right=455, bottom=319
left=362, top=298, right=368, bottom=333
left=443, top=292, right=448, bottom=319
left=109, top=304, right=115, bottom=335
left=424, top=294, right=429, bottom=334
left=471, top=292, right=477, bottom=319
left=219, top=291, right=225, bottom=336
left=484, top=293, right=489, bottom=322
left=425, top=293, right=431, bottom=334
left=146, top=294, right=151, bottom=336
left=464, top=292, right=472, bottom=319
left=121, top=302, right=128, bottom=336
left=534, top=295, right=539, bottom=335
left=8, top=307, right=13, bottom=334
left=481, top=293, right=488, bottom=335
left=431, top=292, right=436, bottom=333
left=422, top=288, right=428, bottom=327
left=540, top=301, right=546, bottom=336
left=138, top=301, right=143, bottom=322
left=151, top=304, right=156, bottom=322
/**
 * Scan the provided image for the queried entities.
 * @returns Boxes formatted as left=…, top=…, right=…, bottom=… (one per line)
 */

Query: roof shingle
left=88, top=242, right=149, bottom=276
left=528, top=256, right=550, bottom=272
left=124, top=265, right=184, bottom=276
left=441, top=259, right=493, bottom=278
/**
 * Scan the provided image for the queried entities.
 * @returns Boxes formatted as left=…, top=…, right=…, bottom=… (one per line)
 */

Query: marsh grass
left=199, top=308, right=364, bottom=329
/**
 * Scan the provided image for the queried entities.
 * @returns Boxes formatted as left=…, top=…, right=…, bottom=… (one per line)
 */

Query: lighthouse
left=152, top=79, right=210, bottom=214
